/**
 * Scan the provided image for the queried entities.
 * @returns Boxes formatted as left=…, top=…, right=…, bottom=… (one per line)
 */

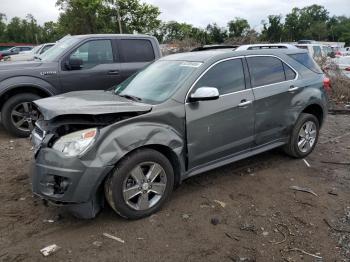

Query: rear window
left=119, top=39, right=155, bottom=63
left=288, top=53, right=322, bottom=73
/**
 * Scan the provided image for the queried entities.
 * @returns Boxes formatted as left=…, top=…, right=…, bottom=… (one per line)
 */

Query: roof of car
left=72, top=34, right=156, bottom=39
left=161, top=48, right=308, bottom=62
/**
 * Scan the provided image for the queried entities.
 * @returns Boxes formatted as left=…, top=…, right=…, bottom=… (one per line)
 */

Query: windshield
left=39, top=36, right=79, bottom=62
left=31, top=45, right=42, bottom=54
left=114, top=60, right=202, bottom=104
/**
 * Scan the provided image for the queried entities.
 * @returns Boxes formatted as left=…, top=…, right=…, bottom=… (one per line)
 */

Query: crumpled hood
left=0, top=60, right=42, bottom=70
left=34, top=90, right=152, bottom=120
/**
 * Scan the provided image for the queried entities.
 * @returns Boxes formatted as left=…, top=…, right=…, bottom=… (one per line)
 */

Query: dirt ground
left=0, top=113, right=350, bottom=262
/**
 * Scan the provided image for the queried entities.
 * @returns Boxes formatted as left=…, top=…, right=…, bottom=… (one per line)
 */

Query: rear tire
left=104, top=149, right=174, bottom=219
left=284, top=113, right=319, bottom=158
left=1, top=93, right=41, bottom=137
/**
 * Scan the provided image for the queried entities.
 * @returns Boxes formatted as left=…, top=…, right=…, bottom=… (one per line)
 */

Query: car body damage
left=34, top=90, right=153, bottom=121
left=32, top=92, right=185, bottom=218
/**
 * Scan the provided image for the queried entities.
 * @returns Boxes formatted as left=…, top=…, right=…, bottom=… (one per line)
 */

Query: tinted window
left=194, top=59, right=245, bottom=95
left=247, top=56, right=285, bottom=87
left=69, top=40, right=113, bottom=69
left=288, top=53, right=322, bottom=74
left=20, top=47, right=31, bottom=51
left=283, top=63, right=296, bottom=80
left=119, top=39, right=155, bottom=62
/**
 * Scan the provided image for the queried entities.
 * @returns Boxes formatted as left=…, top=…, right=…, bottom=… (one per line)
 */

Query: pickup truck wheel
left=284, top=113, right=319, bottom=158
left=105, top=149, right=174, bottom=219
left=1, top=93, right=41, bottom=137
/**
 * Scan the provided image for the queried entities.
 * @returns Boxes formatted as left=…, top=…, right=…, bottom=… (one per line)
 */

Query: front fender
left=83, top=121, right=185, bottom=173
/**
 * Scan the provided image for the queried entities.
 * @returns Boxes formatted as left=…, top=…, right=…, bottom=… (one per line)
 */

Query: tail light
left=335, top=51, right=341, bottom=56
left=345, top=67, right=350, bottom=72
left=323, top=77, right=331, bottom=95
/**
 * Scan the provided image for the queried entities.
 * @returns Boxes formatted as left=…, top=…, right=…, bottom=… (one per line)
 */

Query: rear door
left=117, top=38, right=156, bottom=82
left=186, top=58, right=255, bottom=169
left=246, top=55, right=298, bottom=146
left=59, top=39, right=121, bottom=93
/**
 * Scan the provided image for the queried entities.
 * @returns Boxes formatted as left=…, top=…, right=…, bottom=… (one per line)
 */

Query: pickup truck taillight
left=323, top=77, right=331, bottom=95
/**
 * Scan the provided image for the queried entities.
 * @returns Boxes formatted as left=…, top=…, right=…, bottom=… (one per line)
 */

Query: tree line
left=0, top=0, right=349, bottom=46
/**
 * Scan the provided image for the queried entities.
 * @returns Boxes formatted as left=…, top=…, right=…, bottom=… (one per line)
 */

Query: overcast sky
left=1, top=0, right=349, bottom=29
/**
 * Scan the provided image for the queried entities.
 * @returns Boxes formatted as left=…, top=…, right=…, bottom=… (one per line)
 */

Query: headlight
left=52, top=128, right=98, bottom=157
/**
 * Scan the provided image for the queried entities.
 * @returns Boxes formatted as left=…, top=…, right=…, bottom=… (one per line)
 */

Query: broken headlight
left=52, top=128, right=98, bottom=157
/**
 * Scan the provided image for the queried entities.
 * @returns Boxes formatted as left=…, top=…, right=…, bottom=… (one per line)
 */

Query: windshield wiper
left=118, top=94, right=142, bottom=102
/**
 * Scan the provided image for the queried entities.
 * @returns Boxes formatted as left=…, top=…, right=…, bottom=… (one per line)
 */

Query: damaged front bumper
left=31, top=147, right=114, bottom=219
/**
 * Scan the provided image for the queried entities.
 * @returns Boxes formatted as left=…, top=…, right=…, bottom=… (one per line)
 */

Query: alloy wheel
left=10, top=102, right=39, bottom=132
left=297, top=121, right=317, bottom=153
left=123, top=162, right=167, bottom=211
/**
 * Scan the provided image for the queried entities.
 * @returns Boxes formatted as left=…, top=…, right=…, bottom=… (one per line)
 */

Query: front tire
left=105, top=149, right=174, bottom=219
left=1, top=93, right=41, bottom=137
left=284, top=113, right=320, bottom=158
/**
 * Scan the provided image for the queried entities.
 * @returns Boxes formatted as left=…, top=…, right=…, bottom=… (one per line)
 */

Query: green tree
left=261, top=15, right=283, bottom=42
left=0, top=13, right=7, bottom=42
left=206, top=23, right=227, bottom=43
left=227, top=18, right=250, bottom=37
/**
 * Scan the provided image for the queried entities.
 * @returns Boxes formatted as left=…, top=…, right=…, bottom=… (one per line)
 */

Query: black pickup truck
left=0, top=34, right=161, bottom=137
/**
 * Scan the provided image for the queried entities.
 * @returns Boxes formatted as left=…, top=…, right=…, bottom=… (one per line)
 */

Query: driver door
left=59, top=39, right=121, bottom=93
left=186, top=58, right=255, bottom=170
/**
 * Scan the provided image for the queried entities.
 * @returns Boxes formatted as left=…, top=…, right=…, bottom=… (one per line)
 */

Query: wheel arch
left=301, top=103, right=324, bottom=127
left=0, top=85, right=53, bottom=111
left=102, top=144, right=183, bottom=189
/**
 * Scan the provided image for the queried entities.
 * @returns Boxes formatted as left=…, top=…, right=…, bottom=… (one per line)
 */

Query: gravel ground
left=0, top=114, right=349, bottom=262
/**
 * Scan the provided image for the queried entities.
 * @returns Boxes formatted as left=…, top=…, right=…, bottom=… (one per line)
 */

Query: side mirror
left=189, top=87, right=219, bottom=102
left=66, top=57, right=83, bottom=70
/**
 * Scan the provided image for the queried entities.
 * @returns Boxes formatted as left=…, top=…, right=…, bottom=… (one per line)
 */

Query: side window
left=40, top=45, right=53, bottom=54
left=313, top=46, right=322, bottom=57
left=119, top=39, right=155, bottom=62
left=69, top=40, right=113, bottom=69
left=194, top=59, right=245, bottom=95
left=283, top=63, right=296, bottom=80
left=247, top=56, right=285, bottom=87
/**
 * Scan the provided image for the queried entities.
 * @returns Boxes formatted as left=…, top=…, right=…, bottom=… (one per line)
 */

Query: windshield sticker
left=180, top=62, right=202, bottom=68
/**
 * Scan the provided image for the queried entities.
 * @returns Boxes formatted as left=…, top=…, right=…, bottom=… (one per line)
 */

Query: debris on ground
left=225, top=232, right=240, bottom=241
left=328, top=190, right=338, bottom=196
left=213, top=200, right=226, bottom=208
left=289, top=185, right=318, bottom=196
left=284, top=247, right=322, bottom=260
left=93, top=241, right=102, bottom=247
left=182, top=214, right=190, bottom=219
left=303, top=159, right=311, bottom=167
left=103, top=233, right=125, bottom=243
left=210, top=217, right=221, bottom=225
left=43, top=219, right=55, bottom=223
left=321, top=160, right=350, bottom=165
left=240, top=223, right=257, bottom=234
left=323, top=218, right=350, bottom=233
left=40, top=244, right=61, bottom=257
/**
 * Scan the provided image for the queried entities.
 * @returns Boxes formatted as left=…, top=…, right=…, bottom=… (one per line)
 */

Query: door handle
left=288, top=85, right=300, bottom=92
left=108, top=70, right=120, bottom=75
left=238, top=100, right=252, bottom=107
